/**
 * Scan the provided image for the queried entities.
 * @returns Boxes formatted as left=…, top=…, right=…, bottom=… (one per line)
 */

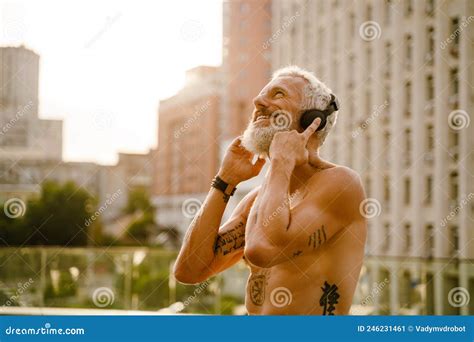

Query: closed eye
left=274, top=90, right=284, bottom=98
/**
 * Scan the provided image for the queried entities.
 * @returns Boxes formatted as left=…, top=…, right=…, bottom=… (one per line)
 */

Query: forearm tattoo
left=248, top=273, right=267, bottom=306
left=319, top=281, right=340, bottom=315
left=213, top=221, right=245, bottom=256
left=308, top=225, right=327, bottom=249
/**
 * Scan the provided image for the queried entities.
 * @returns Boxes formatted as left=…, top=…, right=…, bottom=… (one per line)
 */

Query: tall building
left=221, top=0, right=273, bottom=141
left=152, top=1, right=273, bottom=235
left=220, top=0, right=273, bottom=222
left=0, top=46, right=62, bottom=161
left=153, top=66, right=222, bottom=232
left=271, top=0, right=473, bottom=315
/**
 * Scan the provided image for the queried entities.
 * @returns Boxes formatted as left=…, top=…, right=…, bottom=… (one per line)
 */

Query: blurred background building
left=271, top=0, right=473, bottom=315
left=153, top=0, right=273, bottom=236
left=153, top=66, right=222, bottom=231
left=0, top=46, right=62, bottom=163
left=0, top=46, right=154, bottom=229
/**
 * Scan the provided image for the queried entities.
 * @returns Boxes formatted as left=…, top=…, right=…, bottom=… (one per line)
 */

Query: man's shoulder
left=319, top=165, right=366, bottom=220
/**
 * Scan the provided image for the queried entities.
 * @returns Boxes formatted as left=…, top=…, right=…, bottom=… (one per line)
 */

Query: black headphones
left=299, top=94, right=340, bottom=131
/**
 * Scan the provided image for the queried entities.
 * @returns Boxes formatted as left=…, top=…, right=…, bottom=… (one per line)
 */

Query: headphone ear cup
left=300, top=110, right=327, bottom=131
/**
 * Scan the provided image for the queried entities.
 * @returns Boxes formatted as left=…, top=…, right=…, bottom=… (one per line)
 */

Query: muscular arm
left=173, top=187, right=259, bottom=284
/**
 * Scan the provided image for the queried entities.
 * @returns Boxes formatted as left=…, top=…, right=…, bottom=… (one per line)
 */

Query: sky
left=0, top=0, right=223, bottom=164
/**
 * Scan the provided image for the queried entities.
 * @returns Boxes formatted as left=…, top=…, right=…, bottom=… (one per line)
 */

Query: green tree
left=123, top=188, right=154, bottom=215
left=0, top=181, right=97, bottom=246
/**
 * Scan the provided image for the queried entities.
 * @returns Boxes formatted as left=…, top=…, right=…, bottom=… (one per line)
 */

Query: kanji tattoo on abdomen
left=319, top=281, right=340, bottom=315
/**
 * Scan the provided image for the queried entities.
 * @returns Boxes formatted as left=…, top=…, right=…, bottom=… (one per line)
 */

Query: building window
left=405, top=0, right=413, bottom=16
left=404, top=178, right=411, bottom=205
left=450, top=17, right=460, bottom=57
left=450, top=68, right=459, bottom=99
left=425, top=224, right=434, bottom=257
left=426, top=27, right=434, bottom=64
left=385, top=0, right=391, bottom=24
left=425, top=0, right=434, bottom=16
left=384, top=176, right=390, bottom=203
left=425, top=175, right=433, bottom=204
left=404, top=128, right=411, bottom=166
left=365, top=177, right=371, bottom=197
left=449, top=225, right=459, bottom=256
left=405, top=82, right=411, bottom=117
left=384, top=131, right=391, bottom=168
left=450, top=171, right=458, bottom=203
left=426, top=75, right=434, bottom=99
left=405, top=224, right=412, bottom=252
left=384, top=223, right=390, bottom=250
left=385, top=42, right=391, bottom=77
left=405, top=34, right=412, bottom=70
left=366, top=135, right=371, bottom=160
left=426, top=124, right=434, bottom=151
left=448, top=130, right=459, bottom=161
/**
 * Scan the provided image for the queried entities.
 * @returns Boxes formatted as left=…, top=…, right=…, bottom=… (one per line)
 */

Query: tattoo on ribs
left=213, top=221, right=245, bottom=255
left=319, top=281, right=340, bottom=315
left=308, top=225, right=327, bottom=249
left=292, top=250, right=303, bottom=257
left=248, top=274, right=266, bottom=306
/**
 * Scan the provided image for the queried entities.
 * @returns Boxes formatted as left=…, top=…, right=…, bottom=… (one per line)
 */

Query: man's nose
left=253, top=93, right=269, bottom=109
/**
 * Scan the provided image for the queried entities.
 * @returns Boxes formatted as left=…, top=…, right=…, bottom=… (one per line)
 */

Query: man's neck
left=289, top=151, right=331, bottom=194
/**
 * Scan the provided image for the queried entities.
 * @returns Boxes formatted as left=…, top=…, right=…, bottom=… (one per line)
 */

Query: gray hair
left=272, top=65, right=338, bottom=146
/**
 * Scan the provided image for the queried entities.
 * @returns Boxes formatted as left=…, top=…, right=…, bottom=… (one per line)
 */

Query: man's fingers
left=302, top=117, right=322, bottom=141
left=230, top=136, right=242, bottom=147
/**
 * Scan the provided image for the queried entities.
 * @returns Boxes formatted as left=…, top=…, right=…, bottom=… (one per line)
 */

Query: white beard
left=241, top=121, right=288, bottom=156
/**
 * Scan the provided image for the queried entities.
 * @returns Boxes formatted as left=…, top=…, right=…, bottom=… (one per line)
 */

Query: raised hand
left=218, top=136, right=266, bottom=186
left=269, top=118, right=322, bottom=167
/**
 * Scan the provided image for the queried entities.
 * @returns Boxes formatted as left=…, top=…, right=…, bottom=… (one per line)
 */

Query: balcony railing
left=0, top=247, right=472, bottom=315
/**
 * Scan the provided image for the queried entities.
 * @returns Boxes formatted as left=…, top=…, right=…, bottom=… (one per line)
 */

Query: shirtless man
left=173, top=66, right=367, bottom=315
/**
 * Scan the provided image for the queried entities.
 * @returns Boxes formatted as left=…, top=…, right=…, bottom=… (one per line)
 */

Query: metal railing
left=0, top=247, right=472, bottom=315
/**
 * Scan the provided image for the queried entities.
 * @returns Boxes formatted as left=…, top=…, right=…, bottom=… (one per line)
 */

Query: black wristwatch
left=211, top=175, right=237, bottom=203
